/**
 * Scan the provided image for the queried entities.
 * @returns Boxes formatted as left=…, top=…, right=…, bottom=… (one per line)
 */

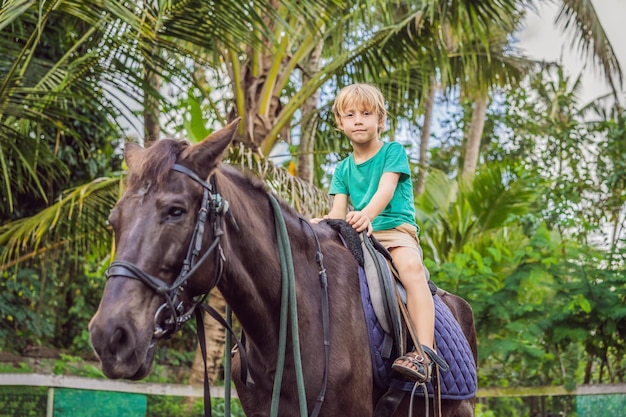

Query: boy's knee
left=406, top=257, right=425, bottom=275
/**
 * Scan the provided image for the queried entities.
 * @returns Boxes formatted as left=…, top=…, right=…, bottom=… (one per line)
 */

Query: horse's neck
left=217, top=173, right=286, bottom=345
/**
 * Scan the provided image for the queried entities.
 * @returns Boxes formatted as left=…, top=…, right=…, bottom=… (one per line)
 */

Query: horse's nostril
left=106, top=325, right=135, bottom=361
left=108, top=326, right=131, bottom=357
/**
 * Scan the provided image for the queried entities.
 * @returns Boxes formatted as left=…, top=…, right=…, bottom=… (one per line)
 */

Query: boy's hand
left=346, top=211, right=373, bottom=235
left=310, top=215, right=329, bottom=224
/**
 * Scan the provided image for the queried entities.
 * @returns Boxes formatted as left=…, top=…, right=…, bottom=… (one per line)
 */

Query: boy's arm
left=346, top=172, right=399, bottom=233
left=310, top=194, right=348, bottom=223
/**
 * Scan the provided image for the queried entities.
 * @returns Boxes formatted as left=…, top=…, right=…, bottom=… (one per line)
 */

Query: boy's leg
left=373, top=225, right=435, bottom=351
left=390, top=246, right=435, bottom=350
left=372, top=225, right=436, bottom=381
left=388, top=246, right=435, bottom=381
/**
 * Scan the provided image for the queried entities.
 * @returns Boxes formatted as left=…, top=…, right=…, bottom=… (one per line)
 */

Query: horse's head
left=89, top=119, right=239, bottom=379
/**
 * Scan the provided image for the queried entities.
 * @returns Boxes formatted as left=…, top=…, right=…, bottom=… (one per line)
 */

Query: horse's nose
left=89, top=315, right=137, bottom=365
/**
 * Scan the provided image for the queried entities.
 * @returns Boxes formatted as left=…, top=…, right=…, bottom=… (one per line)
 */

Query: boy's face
left=336, top=105, right=382, bottom=146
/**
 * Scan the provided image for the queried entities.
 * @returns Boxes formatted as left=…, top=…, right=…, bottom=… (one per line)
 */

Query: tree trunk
left=414, top=78, right=436, bottom=196
left=461, top=95, right=488, bottom=179
left=297, top=39, right=324, bottom=184
left=143, top=68, right=161, bottom=147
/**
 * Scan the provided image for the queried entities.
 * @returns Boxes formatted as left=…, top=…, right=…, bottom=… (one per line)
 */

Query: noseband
left=105, top=164, right=234, bottom=339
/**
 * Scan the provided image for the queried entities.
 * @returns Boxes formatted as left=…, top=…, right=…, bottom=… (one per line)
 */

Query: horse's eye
left=167, top=207, right=186, bottom=218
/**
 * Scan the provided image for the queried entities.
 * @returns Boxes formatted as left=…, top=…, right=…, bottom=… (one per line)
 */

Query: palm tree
left=0, top=0, right=294, bottom=214
left=460, top=0, right=623, bottom=179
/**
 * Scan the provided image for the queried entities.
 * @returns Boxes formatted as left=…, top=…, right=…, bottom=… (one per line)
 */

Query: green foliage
left=167, top=87, right=217, bottom=143
left=0, top=362, right=32, bottom=373
left=53, top=354, right=104, bottom=378
left=477, top=396, right=576, bottom=417
left=0, top=254, right=109, bottom=354
left=0, top=269, right=56, bottom=350
left=429, top=65, right=626, bottom=391
left=420, top=93, right=626, bottom=388
left=209, top=398, right=246, bottom=417
left=146, top=396, right=245, bottom=417
left=0, top=386, right=47, bottom=417
left=477, top=397, right=525, bottom=417
left=0, top=5, right=123, bottom=219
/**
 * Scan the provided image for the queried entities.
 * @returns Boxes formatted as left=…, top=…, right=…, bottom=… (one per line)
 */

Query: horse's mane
left=218, top=164, right=268, bottom=195
left=126, top=139, right=190, bottom=189
left=218, top=163, right=299, bottom=214
left=125, top=139, right=300, bottom=224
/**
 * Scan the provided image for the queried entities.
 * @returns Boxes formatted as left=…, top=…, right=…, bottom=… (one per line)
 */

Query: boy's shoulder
left=380, top=141, right=406, bottom=158
left=383, top=141, right=403, bottom=150
left=335, top=153, right=353, bottom=171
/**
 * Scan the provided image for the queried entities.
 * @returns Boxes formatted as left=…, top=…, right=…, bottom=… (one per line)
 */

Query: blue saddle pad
left=358, top=267, right=477, bottom=400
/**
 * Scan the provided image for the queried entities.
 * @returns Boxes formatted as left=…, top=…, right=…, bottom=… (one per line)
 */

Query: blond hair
left=332, top=83, right=386, bottom=131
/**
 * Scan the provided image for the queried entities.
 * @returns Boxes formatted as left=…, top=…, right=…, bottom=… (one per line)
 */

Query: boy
left=312, top=83, right=436, bottom=383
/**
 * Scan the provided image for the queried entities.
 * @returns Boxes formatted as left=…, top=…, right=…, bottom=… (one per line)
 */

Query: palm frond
left=555, top=0, right=623, bottom=92
left=0, top=174, right=122, bottom=270
left=226, top=146, right=331, bottom=218
left=463, top=164, right=537, bottom=232
left=0, top=145, right=331, bottom=269
left=416, top=164, right=538, bottom=264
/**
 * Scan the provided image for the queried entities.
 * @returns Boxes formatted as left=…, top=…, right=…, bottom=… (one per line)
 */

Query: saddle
left=326, top=220, right=477, bottom=415
left=326, top=219, right=438, bottom=359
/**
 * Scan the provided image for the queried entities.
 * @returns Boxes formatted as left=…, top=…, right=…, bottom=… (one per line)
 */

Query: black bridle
left=105, top=163, right=233, bottom=340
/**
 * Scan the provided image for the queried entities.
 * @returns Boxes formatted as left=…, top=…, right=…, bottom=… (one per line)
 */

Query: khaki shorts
left=372, top=223, right=428, bottom=279
left=372, top=223, right=421, bottom=255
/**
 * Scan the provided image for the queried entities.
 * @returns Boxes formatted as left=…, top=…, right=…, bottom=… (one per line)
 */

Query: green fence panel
left=576, top=394, right=626, bottom=416
left=53, top=388, right=146, bottom=417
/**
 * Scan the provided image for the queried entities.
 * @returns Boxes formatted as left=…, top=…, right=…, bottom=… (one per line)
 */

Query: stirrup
left=392, top=351, right=432, bottom=383
left=422, top=345, right=449, bottom=372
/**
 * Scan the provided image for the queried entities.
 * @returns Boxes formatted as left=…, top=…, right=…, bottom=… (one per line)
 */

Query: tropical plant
left=426, top=65, right=626, bottom=397
left=584, top=100, right=626, bottom=262
left=0, top=3, right=124, bottom=219
left=0, top=0, right=296, bottom=217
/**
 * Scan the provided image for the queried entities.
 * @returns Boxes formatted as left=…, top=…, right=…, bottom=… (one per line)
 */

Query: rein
left=267, top=195, right=331, bottom=417
left=269, top=194, right=307, bottom=417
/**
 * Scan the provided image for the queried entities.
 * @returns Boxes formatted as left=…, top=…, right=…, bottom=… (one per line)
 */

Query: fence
left=478, top=384, right=626, bottom=417
left=0, top=374, right=232, bottom=417
left=2, top=374, right=625, bottom=416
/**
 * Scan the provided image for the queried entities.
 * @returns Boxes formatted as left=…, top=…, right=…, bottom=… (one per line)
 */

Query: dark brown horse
left=89, top=120, right=477, bottom=417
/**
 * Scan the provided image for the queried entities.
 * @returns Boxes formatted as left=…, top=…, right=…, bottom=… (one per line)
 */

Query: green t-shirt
left=329, top=141, right=419, bottom=234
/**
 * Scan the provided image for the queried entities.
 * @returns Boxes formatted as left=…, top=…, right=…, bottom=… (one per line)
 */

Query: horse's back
left=437, top=289, right=477, bottom=363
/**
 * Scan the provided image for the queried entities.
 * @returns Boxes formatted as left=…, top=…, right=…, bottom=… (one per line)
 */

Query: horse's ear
left=124, top=142, right=144, bottom=170
left=183, top=117, right=240, bottom=169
